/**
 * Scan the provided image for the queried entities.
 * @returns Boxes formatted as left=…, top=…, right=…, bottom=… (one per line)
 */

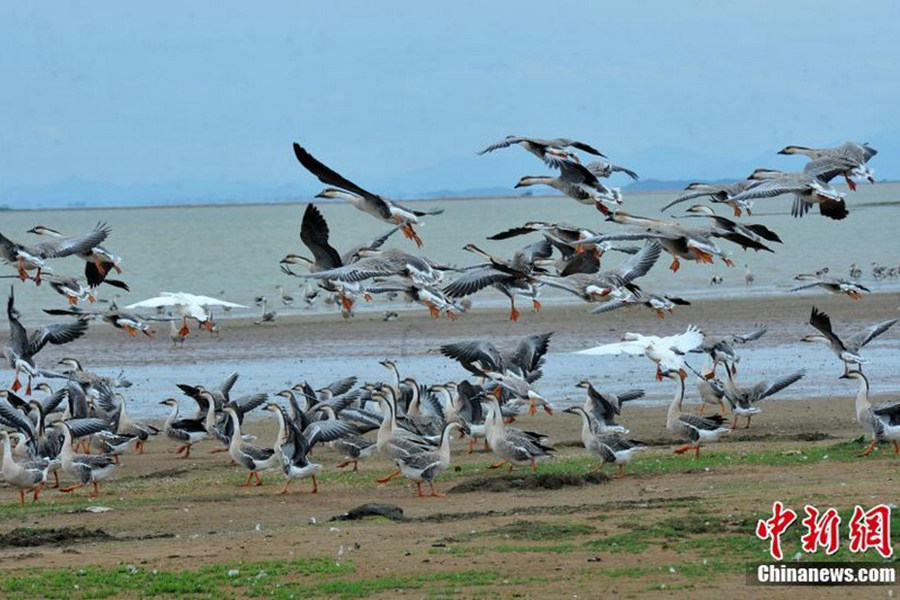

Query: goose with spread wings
left=292, top=143, right=442, bottom=248
left=3, top=286, right=89, bottom=394
left=803, top=307, right=897, bottom=375
left=477, top=135, right=605, bottom=168
left=778, top=141, right=877, bottom=190
left=0, top=223, right=111, bottom=285
left=576, top=324, right=705, bottom=381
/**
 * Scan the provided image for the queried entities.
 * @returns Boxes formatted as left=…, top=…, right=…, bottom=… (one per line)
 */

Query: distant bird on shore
left=744, top=264, right=755, bottom=286
left=292, top=143, right=443, bottom=248
left=253, top=297, right=276, bottom=325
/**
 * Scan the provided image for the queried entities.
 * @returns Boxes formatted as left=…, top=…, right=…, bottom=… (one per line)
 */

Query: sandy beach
left=1, top=292, right=899, bottom=598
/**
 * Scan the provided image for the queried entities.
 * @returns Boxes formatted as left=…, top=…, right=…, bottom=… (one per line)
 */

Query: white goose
left=576, top=325, right=705, bottom=381
left=125, top=292, right=246, bottom=336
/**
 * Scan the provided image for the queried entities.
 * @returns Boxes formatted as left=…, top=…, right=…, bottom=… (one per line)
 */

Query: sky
left=2, top=1, right=899, bottom=205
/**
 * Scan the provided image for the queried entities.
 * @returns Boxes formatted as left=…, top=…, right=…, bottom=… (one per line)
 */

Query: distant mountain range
left=3, top=130, right=897, bottom=209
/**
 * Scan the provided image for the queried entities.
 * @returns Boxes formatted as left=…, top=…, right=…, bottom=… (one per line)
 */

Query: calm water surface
left=2, top=186, right=899, bottom=419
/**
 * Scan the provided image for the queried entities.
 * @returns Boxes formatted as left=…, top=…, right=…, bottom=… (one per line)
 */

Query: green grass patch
left=1, top=560, right=550, bottom=600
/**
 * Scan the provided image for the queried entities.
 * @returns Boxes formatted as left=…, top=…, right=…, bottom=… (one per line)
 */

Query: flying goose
left=0, top=222, right=110, bottom=285
left=778, top=141, right=877, bottom=190
left=125, top=292, right=246, bottom=336
left=477, top=135, right=605, bottom=168
left=3, top=286, right=88, bottom=394
left=803, top=307, right=897, bottom=375
left=292, top=143, right=443, bottom=248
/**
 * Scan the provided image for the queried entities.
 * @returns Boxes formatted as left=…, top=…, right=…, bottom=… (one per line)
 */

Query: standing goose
left=664, top=370, right=730, bottom=458
left=265, top=403, right=322, bottom=494
left=57, top=422, right=118, bottom=498
left=292, top=143, right=443, bottom=248
left=159, top=398, right=209, bottom=458
left=840, top=371, right=900, bottom=457
left=803, top=307, right=897, bottom=375
left=0, top=431, right=50, bottom=505
left=563, top=406, right=645, bottom=477
left=223, top=404, right=279, bottom=487
left=393, top=421, right=466, bottom=497
left=374, top=391, right=436, bottom=484
left=576, top=380, right=644, bottom=434
left=484, top=397, right=554, bottom=471
left=3, top=286, right=89, bottom=394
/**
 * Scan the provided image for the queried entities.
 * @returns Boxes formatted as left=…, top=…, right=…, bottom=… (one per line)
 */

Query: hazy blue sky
left=3, top=1, right=898, bottom=201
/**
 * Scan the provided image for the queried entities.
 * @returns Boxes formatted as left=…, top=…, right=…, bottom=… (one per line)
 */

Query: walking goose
left=563, top=406, right=645, bottom=477
left=841, top=370, right=900, bottom=457
left=664, top=370, right=730, bottom=458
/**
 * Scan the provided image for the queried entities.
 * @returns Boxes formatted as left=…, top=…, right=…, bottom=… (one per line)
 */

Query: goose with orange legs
left=563, top=406, right=645, bottom=477
left=160, top=398, right=208, bottom=458
left=223, top=404, right=279, bottom=487
left=394, top=421, right=467, bottom=497
left=484, top=397, right=553, bottom=471
left=664, top=369, right=730, bottom=458
left=292, top=143, right=442, bottom=248
left=57, top=422, right=117, bottom=498
left=0, top=431, right=50, bottom=505
left=124, top=292, right=246, bottom=337
left=3, top=286, right=88, bottom=394
left=841, top=370, right=900, bottom=457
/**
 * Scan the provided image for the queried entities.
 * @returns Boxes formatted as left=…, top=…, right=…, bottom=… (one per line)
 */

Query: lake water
left=2, top=184, right=899, bottom=420
left=4, top=182, right=900, bottom=317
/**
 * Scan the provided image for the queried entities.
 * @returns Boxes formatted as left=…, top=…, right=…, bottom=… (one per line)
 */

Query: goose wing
left=809, top=307, right=846, bottom=351
left=845, top=319, right=898, bottom=352
left=300, top=204, right=343, bottom=270
left=751, top=370, right=806, bottom=401
left=292, top=143, right=391, bottom=219
left=25, top=319, right=89, bottom=359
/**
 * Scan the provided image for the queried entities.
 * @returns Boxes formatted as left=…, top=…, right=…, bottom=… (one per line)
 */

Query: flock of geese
left=0, top=135, right=897, bottom=503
